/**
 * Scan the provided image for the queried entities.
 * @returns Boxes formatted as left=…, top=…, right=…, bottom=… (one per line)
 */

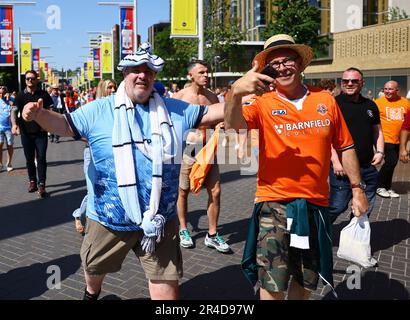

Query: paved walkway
left=0, top=137, right=409, bottom=300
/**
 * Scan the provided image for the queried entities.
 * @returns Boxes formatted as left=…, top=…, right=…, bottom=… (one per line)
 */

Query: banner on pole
left=81, top=67, right=85, bottom=83
left=171, top=0, right=198, bottom=38
left=20, top=33, right=32, bottom=74
left=93, top=48, right=101, bottom=79
left=83, top=63, right=88, bottom=81
left=44, top=62, right=49, bottom=82
left=40, top=60, right=45, bottom=81
left=32, top=48, right=40, bottom=75
left=87, top=59, right=94, bottom=81
left=0, top=6, right=14, bottom=66
left=101, top=33, right=113, bottom=74
left=120, top=6, right=134, bottom=60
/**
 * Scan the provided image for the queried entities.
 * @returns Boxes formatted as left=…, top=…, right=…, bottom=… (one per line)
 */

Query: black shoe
left=83, top=288, right=101, bottom=300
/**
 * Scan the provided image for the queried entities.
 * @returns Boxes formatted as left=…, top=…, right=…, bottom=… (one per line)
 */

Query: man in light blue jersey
left=21, top=43, right=224, bottom=300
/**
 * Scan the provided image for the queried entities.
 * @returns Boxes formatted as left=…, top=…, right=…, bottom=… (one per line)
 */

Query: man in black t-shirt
left=329, top=67, right=385, bottom=223
left=11, top=70, right=54, bottom=198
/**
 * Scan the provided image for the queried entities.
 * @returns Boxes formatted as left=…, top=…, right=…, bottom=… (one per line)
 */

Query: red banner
left=0, top=6, right=14, bottom=66
left=44, top=62, right=48, bottom=82
left=120, top=6, right=134, bottom=60
left=32, top=48, right=40, bottom=76
left=93, top=48, right=101, bottom=78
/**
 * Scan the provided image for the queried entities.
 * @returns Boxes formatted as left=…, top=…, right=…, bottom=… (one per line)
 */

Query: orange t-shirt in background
left=375, top=96, right=410, bottom=144
left=242, top=86, right=354, bottom=207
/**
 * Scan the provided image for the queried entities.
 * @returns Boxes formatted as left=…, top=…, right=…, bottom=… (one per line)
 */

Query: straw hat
left=253, top=34, right=314, bottom=72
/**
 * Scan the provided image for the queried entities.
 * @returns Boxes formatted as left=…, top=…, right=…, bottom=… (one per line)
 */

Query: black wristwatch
left=376, top=150, right=385, bottom=157
left=351, top=181, right=366, bottom=190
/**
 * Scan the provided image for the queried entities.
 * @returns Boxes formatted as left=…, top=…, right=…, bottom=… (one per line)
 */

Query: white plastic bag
left=337, top=215, right=377, bottom=268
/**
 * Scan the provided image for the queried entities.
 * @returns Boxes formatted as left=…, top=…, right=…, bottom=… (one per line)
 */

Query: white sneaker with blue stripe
left=204, top=233, right=230, bottom=253
left=179, top=229, right=194, bottom=248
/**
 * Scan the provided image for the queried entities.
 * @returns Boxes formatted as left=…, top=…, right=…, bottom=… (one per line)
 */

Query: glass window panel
left=375, top=76, right=390, bottom=98
left=391, top=76, right=407, bottom=97
left=362, top=76, right=375, bottom=99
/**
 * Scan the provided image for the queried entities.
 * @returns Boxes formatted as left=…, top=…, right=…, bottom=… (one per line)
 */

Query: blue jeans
left=328, top=165, right=378, bottom=223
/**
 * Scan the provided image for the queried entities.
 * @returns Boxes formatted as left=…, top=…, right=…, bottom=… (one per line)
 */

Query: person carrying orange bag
left=189, top=128, right=220, bottom=194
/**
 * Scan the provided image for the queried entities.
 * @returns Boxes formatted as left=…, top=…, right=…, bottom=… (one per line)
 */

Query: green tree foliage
left=262, top=0, right=331, bottom=57
left=387, top=6, right=409, bottom=22
left=154, top=26, right=197, bottom=83
left=0, top=51, right=19, bottom=92
left=204, top=0, right=245, bottom=70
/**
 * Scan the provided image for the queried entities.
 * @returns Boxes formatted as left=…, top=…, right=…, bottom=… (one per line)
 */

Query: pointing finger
left=251, top=60, right=259, bottom=72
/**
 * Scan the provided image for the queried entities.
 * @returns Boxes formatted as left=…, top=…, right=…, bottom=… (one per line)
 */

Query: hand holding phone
left=260, top=64, right=278, bottom=83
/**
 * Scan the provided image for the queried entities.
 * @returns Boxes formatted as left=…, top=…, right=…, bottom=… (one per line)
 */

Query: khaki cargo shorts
left=81, top=217, right=183, bottom=281
left=178, top=146, right=220, bottom=191
left=256, top=202, right=320, bottom=292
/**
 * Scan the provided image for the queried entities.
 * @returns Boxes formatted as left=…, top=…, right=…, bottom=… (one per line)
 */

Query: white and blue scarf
left=112, top=81, right=178, bottom=253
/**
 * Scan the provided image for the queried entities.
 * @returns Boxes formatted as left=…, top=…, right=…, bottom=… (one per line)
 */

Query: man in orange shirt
left=399, top=111, right=410, bottom=163
left=225, top=34, right=368, bottom=300
left=375, top=81, right=410, bottom=198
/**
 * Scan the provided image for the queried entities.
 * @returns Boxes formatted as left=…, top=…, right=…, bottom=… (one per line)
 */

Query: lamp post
left=17, top=30, right=45, bottom=91
left=0, top=1, right=36, bottom=4
left=79, top=55, right=92, bottom=90
left=2, top=2, right=37, bottom=90
left=97, top=1, right=138, bottom=48
left=198, top=0, right=204, bottom=60
left=40, top=55, right=53, bottom=89
left=86, top=30, right=115, bottom=80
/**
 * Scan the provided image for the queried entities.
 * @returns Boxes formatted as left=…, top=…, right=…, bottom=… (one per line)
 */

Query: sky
left=8, top=0, right=170, bottom=71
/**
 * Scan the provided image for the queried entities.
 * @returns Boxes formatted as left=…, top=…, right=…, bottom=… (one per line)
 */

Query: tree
left=387, top=6, right=408, bottom=22
left=203, top=0, right=245, bottom=72
left=154, top=26, right=197, bottom=83
left=262, top=0, right=331, bottom=58
left=0, top=51, right=19, bottom=92
left=154, top=0, right=245, bottom=86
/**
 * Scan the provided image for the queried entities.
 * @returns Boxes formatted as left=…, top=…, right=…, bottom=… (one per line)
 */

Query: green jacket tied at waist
left=241, top=198, right=335, bottom=293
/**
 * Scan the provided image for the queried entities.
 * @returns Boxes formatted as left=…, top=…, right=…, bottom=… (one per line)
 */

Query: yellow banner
left=87, top=60, right=94, bottom=81
left=47, top=68, right=52, bottom=84
left=101, top=33, right=112, bottom=74
left=20, top=34, right=32, bottom=74
left=171, top=0, right=197, bottom=37
left=40, top=60, right=45, bottom=81
left=81, top=67, right=85, bottom=84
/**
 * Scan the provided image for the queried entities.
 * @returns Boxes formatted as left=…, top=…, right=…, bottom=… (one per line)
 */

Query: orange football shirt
left=242, top=86, right=354, bottom=206
left=375, top=96, right=410, bottom=144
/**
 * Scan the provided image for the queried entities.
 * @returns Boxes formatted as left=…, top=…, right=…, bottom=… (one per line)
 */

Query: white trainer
left=376, top=188, right=390, bottom=198
left=388, top=189, right=400, bottom=198
left=179, top=229, right=194, bottom=248
left=204, top=233, right=230, bottom=253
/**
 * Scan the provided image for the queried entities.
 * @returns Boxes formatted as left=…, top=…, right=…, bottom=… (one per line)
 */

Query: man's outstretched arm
left=22, top=98, right=75, bottom=137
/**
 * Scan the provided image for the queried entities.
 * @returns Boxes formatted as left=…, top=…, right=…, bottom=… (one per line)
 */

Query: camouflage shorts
left=256, top=201, right=320, bottom=293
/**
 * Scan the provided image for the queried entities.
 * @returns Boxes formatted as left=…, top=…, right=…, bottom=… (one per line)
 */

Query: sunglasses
left=341, top=79, right=361, bottom=85
left=26, top=77, right=37, bottom=81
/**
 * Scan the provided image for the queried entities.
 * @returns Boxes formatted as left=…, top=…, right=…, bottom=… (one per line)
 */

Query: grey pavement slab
left=0, top=136, right=409, bottom=300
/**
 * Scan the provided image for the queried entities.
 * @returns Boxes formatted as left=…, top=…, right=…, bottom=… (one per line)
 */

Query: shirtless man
left=174, top=60, right=230, bottom=253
